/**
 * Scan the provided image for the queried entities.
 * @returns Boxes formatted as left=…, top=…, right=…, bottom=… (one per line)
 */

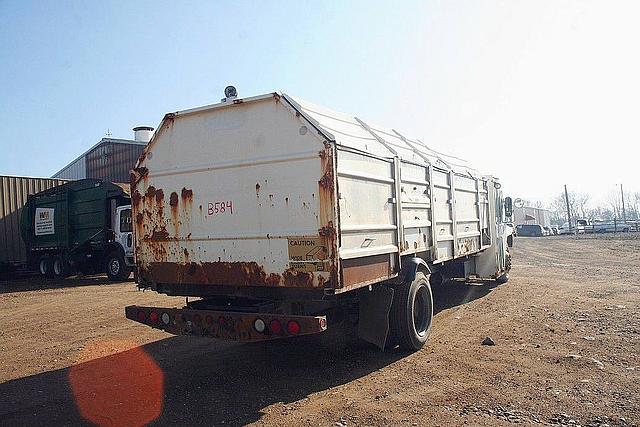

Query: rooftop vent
left=133, top=126, right=154, bottom=143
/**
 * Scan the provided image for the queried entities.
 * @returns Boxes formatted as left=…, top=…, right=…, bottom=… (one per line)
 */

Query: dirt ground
left=0, top=234, right=638, bottom=426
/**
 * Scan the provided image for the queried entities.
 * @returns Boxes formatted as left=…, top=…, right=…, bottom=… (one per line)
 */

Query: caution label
left=287, top=237, right=328, bottom=272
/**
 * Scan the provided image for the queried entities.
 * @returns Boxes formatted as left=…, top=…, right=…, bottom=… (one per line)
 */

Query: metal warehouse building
left=513, top=206, right=552, bottom=227
left=52, top=126, right=153, bottom=182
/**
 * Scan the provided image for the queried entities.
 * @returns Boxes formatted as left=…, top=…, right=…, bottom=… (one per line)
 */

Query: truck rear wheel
left=106, top=252, right=130, bottom=281
left=53, top=256, right=70, bottom=278
left=38, top=257, right=53, bottom=278
left=389, top=271, right=433, bottom=351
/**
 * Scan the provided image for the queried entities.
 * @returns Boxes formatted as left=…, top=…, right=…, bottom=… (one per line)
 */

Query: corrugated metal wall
left=53, top=156, right=87, bottom=180
left=86, top=141, right=145, bottom=182
left=52, top=139, right=146, bottom=182
left=0, top=176, right=67, bottom=266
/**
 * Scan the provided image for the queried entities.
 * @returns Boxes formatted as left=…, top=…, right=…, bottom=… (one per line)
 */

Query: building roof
left=53, top=137, right=146, bottom=178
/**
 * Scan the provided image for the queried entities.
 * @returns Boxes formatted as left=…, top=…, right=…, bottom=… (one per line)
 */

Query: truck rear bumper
left=125, top=305, right=327, bottom=341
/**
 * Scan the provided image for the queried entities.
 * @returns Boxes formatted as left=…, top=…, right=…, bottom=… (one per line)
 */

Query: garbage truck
left=126, top=89, right=513, bottom=351
left=21, top=179, right=134, bottom=280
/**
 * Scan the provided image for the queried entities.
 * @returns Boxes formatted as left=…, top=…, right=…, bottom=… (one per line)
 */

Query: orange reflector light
left=287, top=321, right=300, bottom=335
left=269, top=319, right=282, bottom=334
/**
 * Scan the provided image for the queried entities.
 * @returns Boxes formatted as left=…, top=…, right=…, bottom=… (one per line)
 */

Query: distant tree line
left=546, top=190, right=640, bottom=225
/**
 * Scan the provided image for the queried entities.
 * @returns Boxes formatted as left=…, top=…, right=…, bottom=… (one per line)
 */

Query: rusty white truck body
left=127, top=91, right=511, bottom=350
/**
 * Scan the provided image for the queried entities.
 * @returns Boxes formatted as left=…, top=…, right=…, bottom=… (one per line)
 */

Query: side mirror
left=504, top=196, right=513, bottom=218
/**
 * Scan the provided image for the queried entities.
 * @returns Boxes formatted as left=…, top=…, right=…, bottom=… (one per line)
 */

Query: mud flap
left=358, top=285, right=394, bottom=350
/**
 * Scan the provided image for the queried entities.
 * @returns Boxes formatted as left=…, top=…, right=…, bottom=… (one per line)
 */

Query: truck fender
left=401, top=257, right=431, bottom=283
left=104, top=242, right=125, bottom=258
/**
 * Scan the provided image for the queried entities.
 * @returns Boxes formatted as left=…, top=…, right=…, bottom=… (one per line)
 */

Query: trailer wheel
left=389, top=271, right=433, bottom=351
left=38, top=257, right=53, bottom=278
left=106, top=252, right=130, bottom=281
left=53, top=256, right=70, bottom=278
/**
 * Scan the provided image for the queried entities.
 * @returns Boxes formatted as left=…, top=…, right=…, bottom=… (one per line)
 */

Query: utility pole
left=621, top=184, right=626, bottom=221
left=564, top=184, right=572, bottom=232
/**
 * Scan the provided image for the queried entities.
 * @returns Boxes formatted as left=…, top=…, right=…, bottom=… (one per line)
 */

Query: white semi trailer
left=127, top=89, right=513, bottom=351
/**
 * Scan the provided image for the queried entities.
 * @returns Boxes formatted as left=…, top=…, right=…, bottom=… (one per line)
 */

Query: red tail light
left=137, top=311, right=146, bottom=322
left=269, top=319, right=282, bottom=334
left=287, top=321, right=300, bottom=335
left=149, top=311, right=159, bottom=323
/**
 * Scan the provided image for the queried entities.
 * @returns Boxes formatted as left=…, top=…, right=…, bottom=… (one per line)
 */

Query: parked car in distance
left=592, top=220, right=631, bottom=233
left=558, top=220, right=587, bottom=235
left=543, top=226, right=553, bottom=236
left=516, top=224, right=545, bottom=237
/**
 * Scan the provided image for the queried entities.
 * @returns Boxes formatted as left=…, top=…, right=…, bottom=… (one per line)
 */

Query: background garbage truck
left=21, top=179, right=134, bottom=280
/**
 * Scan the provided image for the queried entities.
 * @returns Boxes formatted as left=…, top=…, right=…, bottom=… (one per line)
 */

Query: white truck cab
left=105, top=205, right=135, bottom=280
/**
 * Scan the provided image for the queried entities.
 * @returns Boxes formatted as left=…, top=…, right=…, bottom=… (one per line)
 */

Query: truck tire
left=389, top=271, right=433, bottom=352
left=106, top=252, right=130, bottom=281
left=38, top=257, right=53, bottom=278
left=53, top=256, right=70, bottom=278
left=496, top=272, right=509, bottom=284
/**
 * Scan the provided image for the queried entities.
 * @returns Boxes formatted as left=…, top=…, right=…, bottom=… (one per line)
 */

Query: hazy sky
left=0, top=1, right=638, bottom=207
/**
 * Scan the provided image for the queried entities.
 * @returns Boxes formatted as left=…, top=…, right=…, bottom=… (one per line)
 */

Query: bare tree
left=607, top=191, right=622, bottom=219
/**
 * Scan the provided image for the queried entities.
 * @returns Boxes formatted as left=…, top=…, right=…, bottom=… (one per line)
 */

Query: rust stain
left=169, top=192, right=179, bottom=207
left=140, top=262, right=304, bottom=288
left=317, top=142, right=338, bottom=289
left=155, top=189, right=164, bottom=203
left=135, top=212, right=144, bottom=224
left=181, top=187, right=193, bottom=201
left=318, top=221, right=336, bottom=237
left=150, top=228, right=169, bottom=241
left=283, top=269, right=314, bottom=287
left=132, top=190, right=143, bottom=206
left=145, top=186, right=157, bottom=198
left=255, top=183, right=261, bottom=196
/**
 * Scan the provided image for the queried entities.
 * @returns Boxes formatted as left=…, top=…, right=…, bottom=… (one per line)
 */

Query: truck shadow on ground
left=0, top=274, right=133, bottom=294
left=433, top=280, right=500, bottom=315
left=0, top=281, right=500, bottom=426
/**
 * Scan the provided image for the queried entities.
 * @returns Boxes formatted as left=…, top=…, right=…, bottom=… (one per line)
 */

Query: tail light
left=287, top=321, right=300, bottom=335
left=137, top=311, right=146, bottom=322
left=149, top=311, right=159, bottom=323
left=269, top=319, right=282, bottom=334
